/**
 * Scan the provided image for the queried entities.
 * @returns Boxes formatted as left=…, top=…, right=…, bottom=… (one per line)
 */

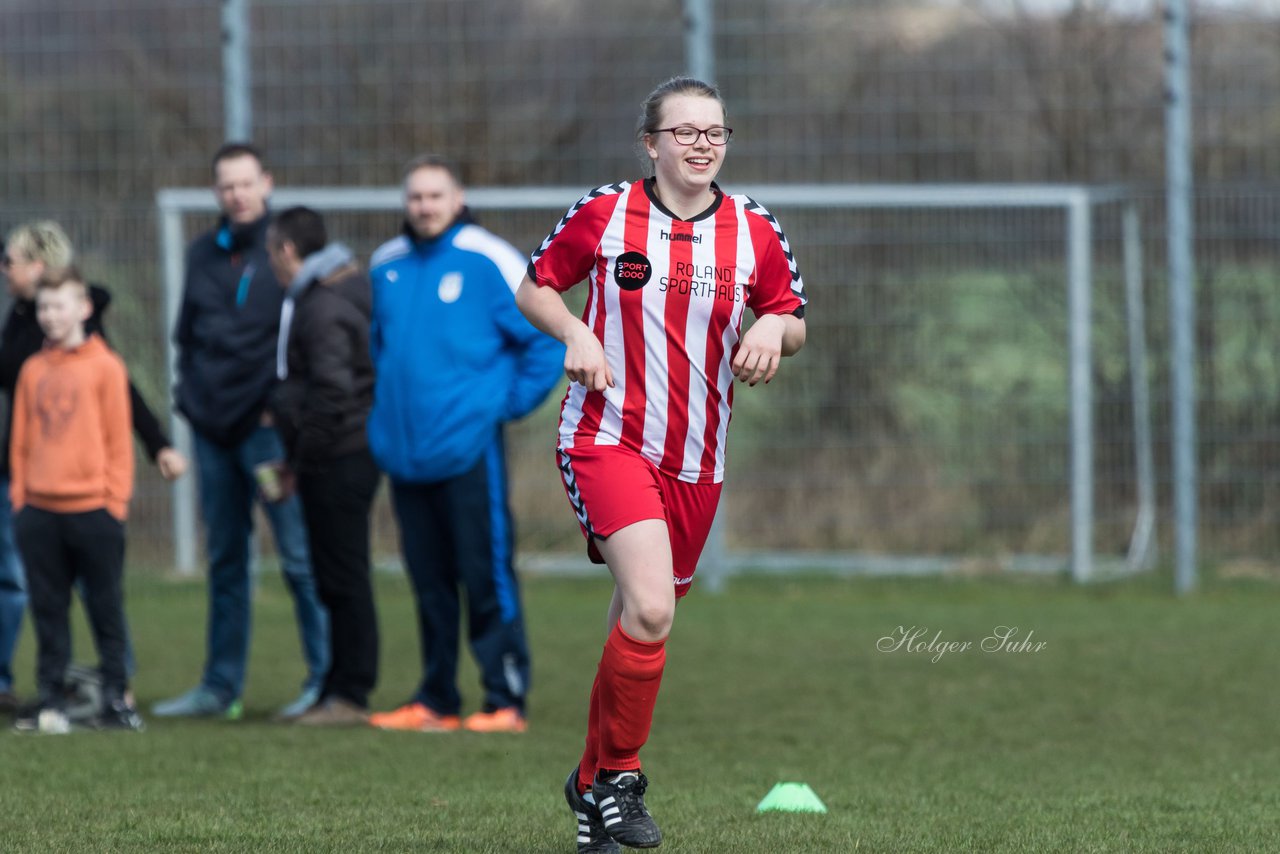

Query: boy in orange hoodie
left=9, top=266, right=140, bottom=732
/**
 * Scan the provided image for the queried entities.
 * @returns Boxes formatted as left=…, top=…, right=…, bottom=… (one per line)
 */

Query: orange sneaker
left=368, top=702, right=461, bottom=732
left=462, top=706, right=527, bottom=733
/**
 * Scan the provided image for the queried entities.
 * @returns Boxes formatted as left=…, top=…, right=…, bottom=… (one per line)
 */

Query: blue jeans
left=0, top=478, right=27, bottom=693
left=193, top=426, right=329, bottom=702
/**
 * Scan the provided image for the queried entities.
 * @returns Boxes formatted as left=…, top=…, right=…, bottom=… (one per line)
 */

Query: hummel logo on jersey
left=614, top=251, right=652, bottom=291
left=660, top=230, right=701, bottom=244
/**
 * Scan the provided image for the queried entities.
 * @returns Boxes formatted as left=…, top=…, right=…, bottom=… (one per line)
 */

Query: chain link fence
left=2, top=0, right=1280, bottom=572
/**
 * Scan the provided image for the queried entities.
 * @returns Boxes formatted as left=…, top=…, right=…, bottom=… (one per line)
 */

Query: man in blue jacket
left=155, top=143, right=329, bottom=721
left=367, top=154, right=564, bottom=734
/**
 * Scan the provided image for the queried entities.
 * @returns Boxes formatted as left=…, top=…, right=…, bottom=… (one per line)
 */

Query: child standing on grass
left=10, top=266, right=140, bottom=733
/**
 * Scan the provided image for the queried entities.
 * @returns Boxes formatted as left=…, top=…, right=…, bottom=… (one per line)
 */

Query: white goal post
left=156, top=183, right=1154, bottom=585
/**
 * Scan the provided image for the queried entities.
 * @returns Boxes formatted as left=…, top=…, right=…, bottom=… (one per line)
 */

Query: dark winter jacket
left=0, top=284, right=170, bottom=477
left=269, top=247, right=375, bottom=473
left=173, top=213, right=284, bottom=447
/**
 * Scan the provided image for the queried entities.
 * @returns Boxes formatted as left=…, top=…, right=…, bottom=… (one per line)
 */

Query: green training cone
left=756, top=782, right=828, bottom=814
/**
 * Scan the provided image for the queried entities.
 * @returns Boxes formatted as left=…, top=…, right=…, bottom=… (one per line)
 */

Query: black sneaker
left=565, top=770, right=621, bottom=854
left=95, top=698, right=145, bottom=732
left=0, top=689, right=20, bottom=715
left=13, top=702, right=71, bottom=734
left=63, top=663, right=104, bottom=724
left=593, top=771, right=662, bottom=849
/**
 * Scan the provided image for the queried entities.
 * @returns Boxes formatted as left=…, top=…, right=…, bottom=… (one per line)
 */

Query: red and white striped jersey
left=528, top=178, right=806, bottom=484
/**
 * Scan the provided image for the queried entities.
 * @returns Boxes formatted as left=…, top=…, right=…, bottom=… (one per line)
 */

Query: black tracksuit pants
left=15, top=506, right=127, bottom=705
left=297, top=447, right=381, bottom=708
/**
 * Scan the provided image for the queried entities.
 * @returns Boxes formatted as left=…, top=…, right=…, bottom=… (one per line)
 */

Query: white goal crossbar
left=157, top=184, right=1154, bottom=585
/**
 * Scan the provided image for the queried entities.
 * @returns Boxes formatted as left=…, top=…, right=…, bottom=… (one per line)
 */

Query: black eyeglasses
left=652, top=126, right=733, bottom=146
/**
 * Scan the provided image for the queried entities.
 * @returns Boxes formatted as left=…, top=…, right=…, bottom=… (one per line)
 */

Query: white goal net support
left=157, top=184, right=1154, bottom=587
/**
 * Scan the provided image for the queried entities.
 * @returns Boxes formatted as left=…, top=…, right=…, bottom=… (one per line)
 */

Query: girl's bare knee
left=626, top=600, right=674, bottom=641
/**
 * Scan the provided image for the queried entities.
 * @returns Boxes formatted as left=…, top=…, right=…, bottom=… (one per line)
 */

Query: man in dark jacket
left=154, top=143, right=328, bottom=720
left=265, top=206, right=380, bottom=725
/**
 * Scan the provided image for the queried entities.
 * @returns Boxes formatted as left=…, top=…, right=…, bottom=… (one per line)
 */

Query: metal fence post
left=1164, top=0, right=1198, bottom=595
left=684, top=0, right=714, bottom=83
left=1123, top=202, right=1157, bottom=572
left=222, top=0, right=252, bottom=140
left=158, top=194, right=199, bottom=576
left=684, top=0, right=729, bottom=592
left=1068, top=191, right=1093, bottom=583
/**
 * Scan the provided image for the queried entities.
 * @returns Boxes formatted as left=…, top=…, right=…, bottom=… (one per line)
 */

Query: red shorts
left=557, top=444, right=723, bottom=598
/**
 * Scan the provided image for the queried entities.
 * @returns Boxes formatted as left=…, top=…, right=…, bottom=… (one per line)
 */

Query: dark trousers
left=391, top=434, right=531, bottom=716
left=15, top=507, right=127, bottom=705
left=297, top=448, right=381, bottom=708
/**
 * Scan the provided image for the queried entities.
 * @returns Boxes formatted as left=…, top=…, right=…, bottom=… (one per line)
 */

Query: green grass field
left=3, top=568, right=1280, bottom=852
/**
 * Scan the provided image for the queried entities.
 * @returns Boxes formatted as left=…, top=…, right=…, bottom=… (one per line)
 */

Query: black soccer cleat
left=565, top=770, right=621, bottom=854
left=593, top=771, right=662, bottom=849
left=95, top=698, right=146, bottom=732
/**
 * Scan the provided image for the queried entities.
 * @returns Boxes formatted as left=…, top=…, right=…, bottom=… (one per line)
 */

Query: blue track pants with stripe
left=390, top=431, right=530, bottom=716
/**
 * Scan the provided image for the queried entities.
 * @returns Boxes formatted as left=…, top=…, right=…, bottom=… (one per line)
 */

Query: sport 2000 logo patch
left=614, top=252, right=652, bottom=291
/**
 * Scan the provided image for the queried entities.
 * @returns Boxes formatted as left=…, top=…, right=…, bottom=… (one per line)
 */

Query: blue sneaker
left=152, top=686, right=241, bottom=720
left=276, top=684, right=321, bottom=721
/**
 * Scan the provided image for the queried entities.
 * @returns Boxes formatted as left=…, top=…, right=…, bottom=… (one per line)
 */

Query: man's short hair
left=6, top=221, right=73, bottom=271
left=212, top=141, right=267, bottom=178
left=402, top=153, right=464, bottom=187
left=271, top=207, right=329, bottom=260
left=36, top=264, right=89, bottom=299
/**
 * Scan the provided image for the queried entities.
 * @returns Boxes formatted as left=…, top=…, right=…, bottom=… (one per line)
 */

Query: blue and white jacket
left=367, top=217, right=565, bottom=483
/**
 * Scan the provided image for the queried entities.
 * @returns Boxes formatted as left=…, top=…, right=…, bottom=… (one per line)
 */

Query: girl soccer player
left=515, top=77, right=807, bottom=852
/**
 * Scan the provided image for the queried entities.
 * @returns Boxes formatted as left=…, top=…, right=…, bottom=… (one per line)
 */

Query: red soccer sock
left=577, top=670, right=602, bottom=794
left=593, top=622, right=667, bottom=774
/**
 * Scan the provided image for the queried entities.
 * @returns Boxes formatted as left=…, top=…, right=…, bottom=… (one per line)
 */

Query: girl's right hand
left=564, top=325, right=614, bottom=392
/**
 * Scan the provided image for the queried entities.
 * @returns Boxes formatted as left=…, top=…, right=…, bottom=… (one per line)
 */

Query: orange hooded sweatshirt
left=9, top=334, right=133, bottom=520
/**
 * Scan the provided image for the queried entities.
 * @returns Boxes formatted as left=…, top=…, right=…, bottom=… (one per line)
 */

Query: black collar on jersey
left=643, top=177, right=723, bottom=222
